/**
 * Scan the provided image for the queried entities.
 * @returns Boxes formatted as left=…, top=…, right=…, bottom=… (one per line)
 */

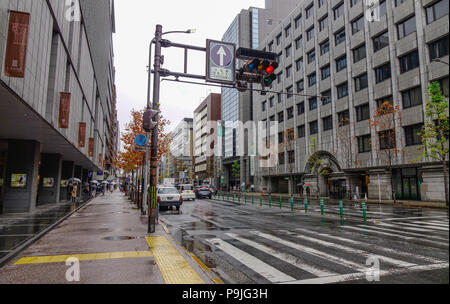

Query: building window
left=288, top=150, right=295, bottom=163
left=318, top=0, right=325, bottom=7
left=337, top=82, right=348, bottom=99
left=354, top=73, right=368, bottom=91
left=296, top=79, right=304, bottom=92
left=308, top=73, right=317, bottom=86
left=378, top=0, right=387, bottom=17
left=278, top=111, right=284, bottom=122
left=402, top=86, right=422, bottom=109
left=376, top=95, right=393, bottom=111
left=404, top=123, right=423, bottom=146
left=310, top=120, right=318, bottom=134
left=319, top=15, right=328, bottom=31
left=397, top=16, right=416, bottom=39
left=321, top=90, right=331, bottom=105
left=338, top=110, right=350, bottom=126
left=355, top=103, right=370, bottom=121
left=351, top=16, right=364, bottom=35
left=286, top=86, right=293, bottom=98
left=429, top=36, right=449, bottom=61
left=399, top=50, right=419, bottom=73
left=336, top=56, right=347, bottom=72
left=436, top=77, right=449, bottom=97
left=335, top=29, right=346, bottom=45
left=351, top=0, right=362, bottom=7
left=262, top=101, right=266, bottom=111
left=320, top=40, right=329, bottom=55
left=375, top=63, right=391, bottom=83
left=278, top=132, right=284, bottom=144
left=309, top=97, right=318, bottom=110
left=268, top=41, right=273, bottom=51
left=296, top=58, right=303, bottom=71
left=323, top=115, right=333, bottom=131
left=276, top=33, right=282, bottom=45
left=426, top=0, right=449, bottom=24
left=395, top=0, right=406, bottom=6
left=295, top=35, right=303, bottom=49
left=270, top=115, right=275, bottom=121
left=295, top=14, right=302, bottom=28
left=287, top=106, right=294, bottom=119
left=358, top=134, right=371, bottom=153
left=321, top=65, right=330, bottom=80
left=278, top=93, right=283, bottom=103
left=277, top=72, right=282, bottom=84
left=353, top=44, right=366, bottom=63
left=286, top=65, right=292, bottom=78
left=298, top=125, right=306, bottom=138
left=285, top=24, right=291, bottom=37
left=285, top=45, right=292, bottom=58
left=379, top=129, right=396, bottom=150
left=279, top=152, right=285, bottom=165
left=334, top=2, right=345, bottom=19
left=306, top=4, right=314, bottom=19
left=297, top=102, right=305, bottom=115
left=269, top=96, right=274, bottom=107
left=307, top=50, right=316, bottom=63
left=307, top=26, right=315, bottom=41
left=373, top=31, right=389, bottom=52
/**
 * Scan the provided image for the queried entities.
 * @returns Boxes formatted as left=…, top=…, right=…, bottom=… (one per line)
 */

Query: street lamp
left=144, top=26, right=195, bottom=232
left=432, top=58, right=449, bottom=65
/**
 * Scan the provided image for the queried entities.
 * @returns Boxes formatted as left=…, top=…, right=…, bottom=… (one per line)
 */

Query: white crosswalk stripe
left=205, top=238, right=295, bottom=283
left=423, top=220, right=449, bottom=227
left=390, top=221, right=449, bottom=231
left=375, top=223, right=449, bottom=238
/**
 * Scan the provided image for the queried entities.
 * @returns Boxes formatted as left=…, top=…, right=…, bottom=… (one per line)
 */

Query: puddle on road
left=102, top=236, right=143, bottom=241
left=180, top=221, right=229, bottom=231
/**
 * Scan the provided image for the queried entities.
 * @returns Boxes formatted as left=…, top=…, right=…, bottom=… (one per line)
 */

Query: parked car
left=157, top=186, right=183, bottom=211
left=178, top=184, right=195, bottom=201
left=195, top=185, right=213, bottom=199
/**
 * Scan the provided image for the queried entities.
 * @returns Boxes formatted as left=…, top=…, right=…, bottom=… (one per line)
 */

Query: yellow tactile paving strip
left=14, top=251, right=153, bottom=265
left=146, top=236, right=205, bottom=284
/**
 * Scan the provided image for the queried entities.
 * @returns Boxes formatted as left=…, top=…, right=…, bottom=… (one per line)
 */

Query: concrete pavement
left=0, top=191, right=216, bottom=284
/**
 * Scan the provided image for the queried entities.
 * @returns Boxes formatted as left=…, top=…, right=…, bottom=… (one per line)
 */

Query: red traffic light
left=266, top=62, right=279, bottom=74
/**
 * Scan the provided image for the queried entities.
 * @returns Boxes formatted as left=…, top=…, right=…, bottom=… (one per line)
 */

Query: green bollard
left=269, top=194, right=272, bottom=208
left=252, top=195, right=254, bottom=205
left=362, top=201, right=367, bottom=221
left=280, top=196, right=282, bottom=209
left=290, top=196, right=294, bottom=212
left=260, top=194, right=263, bottom=206
left=339, top=200, right=344, bottom=219
left=320, top=198, right=324, bottom=215
left=304, top=197, right=308, bottom=214
left=238, top=193, right=241, bottom=205
left=244, top=194, right=247, bottom=204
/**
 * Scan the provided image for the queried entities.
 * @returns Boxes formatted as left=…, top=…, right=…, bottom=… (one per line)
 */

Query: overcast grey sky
left=113, top=0, right=265, bottom=139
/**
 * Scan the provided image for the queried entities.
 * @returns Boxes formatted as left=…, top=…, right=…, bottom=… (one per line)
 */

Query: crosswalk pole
left=339, top=200, right=344, bottom=219
left=362, top=201, right=367, bottom=221
left=290, top=196, right=294, bottom=212
left=269, top=194, right=272, bottom=208
left=304, top=197, right=308, bottom=214
left=238, top=193, right=241, bottom=205
left=320, top=198, right=324, bottom=215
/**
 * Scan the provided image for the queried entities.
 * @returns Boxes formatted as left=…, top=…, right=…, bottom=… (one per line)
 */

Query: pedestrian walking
left=306, top=186, right=310, bottom=198
left=66, top=182, right=73, bottom=201
left=71, top=184, right=78, bottom=202
left=250, top=184, right=255, bottom=192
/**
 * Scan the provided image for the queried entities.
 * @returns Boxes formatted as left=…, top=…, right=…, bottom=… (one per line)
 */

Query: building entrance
left=393, top=168, right=421, bottom=201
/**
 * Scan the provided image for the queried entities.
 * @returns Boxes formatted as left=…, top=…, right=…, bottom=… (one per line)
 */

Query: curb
left=0, top=198, right=93, bottom=269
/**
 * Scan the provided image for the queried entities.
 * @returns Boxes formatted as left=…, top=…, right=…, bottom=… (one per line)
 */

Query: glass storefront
left=393, top=167, right=421, bottom=200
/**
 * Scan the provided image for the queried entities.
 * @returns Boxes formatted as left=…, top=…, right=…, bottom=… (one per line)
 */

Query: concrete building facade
left=168, top=118, right=194, bottom=183
left=0, top=0, right=117, bottom=213
left=253, top=0, right=449, bottom=201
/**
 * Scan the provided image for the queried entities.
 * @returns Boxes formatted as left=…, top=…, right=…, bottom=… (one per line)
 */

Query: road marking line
left=372, top=216, right=448, bottom=221
left=14, top=251, right=153, bottom=265
left=422, top=220, right=449, bottom=227
left=294, top=228, right=444, bottom=264
left=391, top=221, right=449, bottom=231
left=226, top=233, right=337, bottom=278
left=282, top=262, right=449, bottom=284
left=146, top=236, right=204, bottom=284
left=250, top=231, right=366, bottom=272
left=372, top=223, right=449, bottom=240
left=281, top=230, right=415, bottom=268
left=206, top=238, right=295, bottom=283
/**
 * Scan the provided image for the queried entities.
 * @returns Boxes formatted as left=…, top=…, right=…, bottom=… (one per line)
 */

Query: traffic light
left=143, top=109, right=158, bottom=132
left=262, top=62, right=278, bottom=87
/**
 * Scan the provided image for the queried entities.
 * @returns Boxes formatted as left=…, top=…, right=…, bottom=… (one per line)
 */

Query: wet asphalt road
left=160, top=197, right=449, bottom=284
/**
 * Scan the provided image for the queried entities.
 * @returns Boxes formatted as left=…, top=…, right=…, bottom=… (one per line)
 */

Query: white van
left=178, top=184, right=195, bottom=200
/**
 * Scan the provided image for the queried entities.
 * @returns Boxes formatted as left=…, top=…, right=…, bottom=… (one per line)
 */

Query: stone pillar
left=419, top=165, right=449, bottom=202
left=3, top=140, right=41, bottom=213
left=37, top=154, right=62, bottom=205
left=368, top=169, right=392, bottom=201
left=60, top=161, right=75, bottom=201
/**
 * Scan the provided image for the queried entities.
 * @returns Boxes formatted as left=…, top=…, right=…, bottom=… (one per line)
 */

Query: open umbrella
left=102, top=181, right=108, bottom=184
left=68, top=178, right=81, bottom=183
left=90, top=180, right=99, bottom=185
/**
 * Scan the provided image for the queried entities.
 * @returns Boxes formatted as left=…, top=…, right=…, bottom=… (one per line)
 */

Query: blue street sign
left=97, top=171, right=103, bottom=175
left=135, top=134, right=147, bottom=146
left=211, top=44, right=233, bottom=67
left=206, top=39, right=236, bottom=84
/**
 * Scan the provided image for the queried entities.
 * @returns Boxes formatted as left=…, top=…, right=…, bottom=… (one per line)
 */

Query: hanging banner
left=98, top=153, right=103, bottom=166
left=58, top=92, right=71, bottom=128
left=88, top=138, right=94, bottom=157
left=4, top=11, right=30, bottom=78
left=78, top=122, right=86, bottom=147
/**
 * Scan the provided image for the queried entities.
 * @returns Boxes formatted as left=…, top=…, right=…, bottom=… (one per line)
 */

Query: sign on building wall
left=58, top=93, right=71, bottom=128
left=88, top=138, right=94, bottom=157
left=4, top=11, right=30, bottom=78
left=78, top=122, right=87, bottom=147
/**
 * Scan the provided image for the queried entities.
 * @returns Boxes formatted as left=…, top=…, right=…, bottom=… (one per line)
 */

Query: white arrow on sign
left=217, top=46, right=227, bottom=66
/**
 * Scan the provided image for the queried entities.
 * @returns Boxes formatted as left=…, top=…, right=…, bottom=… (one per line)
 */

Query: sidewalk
left=222, top=191, right=448, bottom=209
left=0, top=191, right=214, bottom=284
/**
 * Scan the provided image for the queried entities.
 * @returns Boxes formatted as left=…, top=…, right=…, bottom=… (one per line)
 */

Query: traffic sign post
left=362, top=201, right=367, bottom=221
left=339, top=200, right=344, bottom=219
left=304, top=197, right=308, bottom=214
left=206, top=39, right=236, bottom=85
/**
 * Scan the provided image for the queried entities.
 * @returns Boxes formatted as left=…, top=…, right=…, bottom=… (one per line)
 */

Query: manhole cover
left=102, top=236, right=139, bottom=241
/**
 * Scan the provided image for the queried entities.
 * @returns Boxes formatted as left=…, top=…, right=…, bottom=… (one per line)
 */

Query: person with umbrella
left=71, top=183, right=78, bottom=202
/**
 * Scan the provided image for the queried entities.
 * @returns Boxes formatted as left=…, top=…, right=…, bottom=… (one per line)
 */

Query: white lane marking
left=377, top=222, right=448, bottom=235
left=364, top=225, right=449, bottom=242
left=294, top=228, right=444, bottom=264
left=282, top=262, right=449, bottom=284
left=226, top=233, right=337, bottom=278
left=250, top=231, right=366, bottom=272
left=371, top=216, right=448, bottom=221
left=342, top=226, right=448, bottom=247
left=424, top=220, right=449, bottom=227
left=206, top=238, right=295, bottom=283
left=281, top=230, right=415, bottom=268
left=392, top=221, right=449, bottom=231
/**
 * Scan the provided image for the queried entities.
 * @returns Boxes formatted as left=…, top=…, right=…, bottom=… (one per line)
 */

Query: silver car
left=157, top=186, right=183, bottom=211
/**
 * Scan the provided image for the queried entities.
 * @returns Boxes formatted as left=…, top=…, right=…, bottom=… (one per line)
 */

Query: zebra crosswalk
left=204, top=218, right=448, bottom=284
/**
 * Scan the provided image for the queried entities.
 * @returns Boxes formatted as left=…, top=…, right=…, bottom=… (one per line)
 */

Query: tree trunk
left=316, top=171, right=320, bottom=199
left=443, top=159, right=449, bottom=206
left=390, top=167, right=397, bottom=204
